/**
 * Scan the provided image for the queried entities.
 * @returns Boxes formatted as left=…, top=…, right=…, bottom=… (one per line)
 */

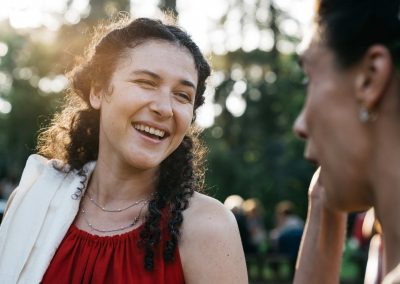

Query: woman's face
left=293, top=36, right=373, bottom=211
left=90, top=40, right=198, bottom=172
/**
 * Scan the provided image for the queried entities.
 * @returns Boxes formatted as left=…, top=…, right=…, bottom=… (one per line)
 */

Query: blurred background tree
left=201, top=0, right=313, bottom=227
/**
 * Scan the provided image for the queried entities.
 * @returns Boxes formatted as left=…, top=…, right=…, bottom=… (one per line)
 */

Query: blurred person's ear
left=354, top=44, right=394, bottom=110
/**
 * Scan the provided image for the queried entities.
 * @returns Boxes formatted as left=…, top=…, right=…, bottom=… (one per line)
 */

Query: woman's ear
left=89, top=86, right=102, bottom=110
left=354, top=44, right=394, bottom=109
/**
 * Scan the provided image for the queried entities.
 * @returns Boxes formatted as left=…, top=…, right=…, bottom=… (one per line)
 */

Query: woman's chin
left=122, top=156, right=161, bottom=171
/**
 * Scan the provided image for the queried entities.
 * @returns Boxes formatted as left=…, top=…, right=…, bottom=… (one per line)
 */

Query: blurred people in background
left=269, top=201, right=304, bottom=277
left=242, top=198, right=267, bottom=280
left=242, top=198, right=267, bottom=254
left=224, top=195, right=255, bottom=255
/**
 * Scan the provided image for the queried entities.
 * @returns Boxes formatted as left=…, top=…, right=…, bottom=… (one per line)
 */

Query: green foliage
left=203, top=54, right=313, bottom=225
left=202, top=1, right=314, bottom=225
left=0, top=0, right=130, bottom=178
left=0, top=24, right=62, bottom=177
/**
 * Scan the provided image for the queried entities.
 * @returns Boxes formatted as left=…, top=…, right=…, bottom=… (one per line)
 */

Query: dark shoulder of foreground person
left=179, top=192, right=248, bottom=284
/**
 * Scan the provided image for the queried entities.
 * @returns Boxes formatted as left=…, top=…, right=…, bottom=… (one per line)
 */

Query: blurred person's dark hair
left=314, top=0, right=400, bottom=69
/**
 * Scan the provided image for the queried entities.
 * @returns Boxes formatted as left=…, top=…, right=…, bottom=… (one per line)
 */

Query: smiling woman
left=0, top=16, right=248, bottom=284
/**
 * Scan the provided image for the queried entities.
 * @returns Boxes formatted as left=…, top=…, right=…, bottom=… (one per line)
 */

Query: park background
left=0, top=0, right=367, bottom=283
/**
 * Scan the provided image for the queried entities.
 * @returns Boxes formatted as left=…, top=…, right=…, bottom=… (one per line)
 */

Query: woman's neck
left=376, top=198, right=400, bottom=274
left=87, top=157, right=157, bottom=206
left=368, top=88, right=400, bottom=273
left=372, top=125, right=400, bottom=274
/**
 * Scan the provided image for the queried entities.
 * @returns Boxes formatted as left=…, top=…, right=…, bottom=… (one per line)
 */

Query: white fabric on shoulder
left=3, top=155, right=48, bottom=218
left=0, top=154, right=96, bottom=284
left=0, top=154, right=50, bottom=283
left=18, top=154, right=49, bottom=188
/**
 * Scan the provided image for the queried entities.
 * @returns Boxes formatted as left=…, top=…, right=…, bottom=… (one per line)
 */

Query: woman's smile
left=132, top=121, right=169, bottom=142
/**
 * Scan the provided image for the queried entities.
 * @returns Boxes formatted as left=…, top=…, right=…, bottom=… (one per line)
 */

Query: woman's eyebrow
left=131, top=69, right=196, bottom=90
left=180, top=80, right=196, bottom=91
left=131, top=69, right=161, bottom=80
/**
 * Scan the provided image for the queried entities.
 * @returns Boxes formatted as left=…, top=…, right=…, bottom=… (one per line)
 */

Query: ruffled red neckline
left=68, top=223, right=145, bottom=242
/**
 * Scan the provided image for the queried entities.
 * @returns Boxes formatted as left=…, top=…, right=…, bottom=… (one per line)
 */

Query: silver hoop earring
left=359, top=106, right=370, bottom=122
left=359, top=105, right=377, bottom=123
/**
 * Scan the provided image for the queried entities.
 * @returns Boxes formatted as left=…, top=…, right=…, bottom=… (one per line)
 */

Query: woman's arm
left=294, top=169, right=347, bottom=284
left=180, top=192, right=248, bottom=284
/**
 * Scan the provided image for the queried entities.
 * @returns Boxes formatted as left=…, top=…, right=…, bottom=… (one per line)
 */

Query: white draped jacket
left=0, top=155, right=95, bottom=284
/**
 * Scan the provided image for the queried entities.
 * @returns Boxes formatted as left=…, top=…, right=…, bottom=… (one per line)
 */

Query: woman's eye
left=175, top=92, right=192, bottom=103
left=134, top=80, right=157, bottom=89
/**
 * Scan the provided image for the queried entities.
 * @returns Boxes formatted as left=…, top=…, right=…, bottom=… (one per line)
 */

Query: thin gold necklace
left=80, top=202, right=147, bottom=233
left=86, top=191, right=151, bottom=213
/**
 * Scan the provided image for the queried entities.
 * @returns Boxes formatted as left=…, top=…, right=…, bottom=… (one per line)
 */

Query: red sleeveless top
left=41, top=223, right=185, bottom=284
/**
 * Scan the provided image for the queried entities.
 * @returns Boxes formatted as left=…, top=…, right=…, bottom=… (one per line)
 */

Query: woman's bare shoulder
left=183, top=192, right=236, bottom=227
left=179, top=192, right=248, bottom=284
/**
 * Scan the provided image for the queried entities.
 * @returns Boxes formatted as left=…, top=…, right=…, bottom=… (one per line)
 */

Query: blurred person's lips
left=305, top=155, right=319, bottom=168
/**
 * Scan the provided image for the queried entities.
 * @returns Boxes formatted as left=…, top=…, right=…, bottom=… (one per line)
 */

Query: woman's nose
left=149, top=90, right=174, bottom=119
left=293, top=109, right=308, bottom=140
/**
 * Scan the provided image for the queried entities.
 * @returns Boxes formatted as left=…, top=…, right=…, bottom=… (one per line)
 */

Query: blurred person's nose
left=293, top=109, right=308, bottom=140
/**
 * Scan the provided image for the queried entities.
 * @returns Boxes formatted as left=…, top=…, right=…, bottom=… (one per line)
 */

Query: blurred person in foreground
left=293, top=0, right=400, bottom=283
left=0, top=16, right=248, bottom=283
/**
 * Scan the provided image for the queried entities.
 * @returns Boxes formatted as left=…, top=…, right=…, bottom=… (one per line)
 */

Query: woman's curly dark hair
left=37, top=16, right=211, bottom=270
